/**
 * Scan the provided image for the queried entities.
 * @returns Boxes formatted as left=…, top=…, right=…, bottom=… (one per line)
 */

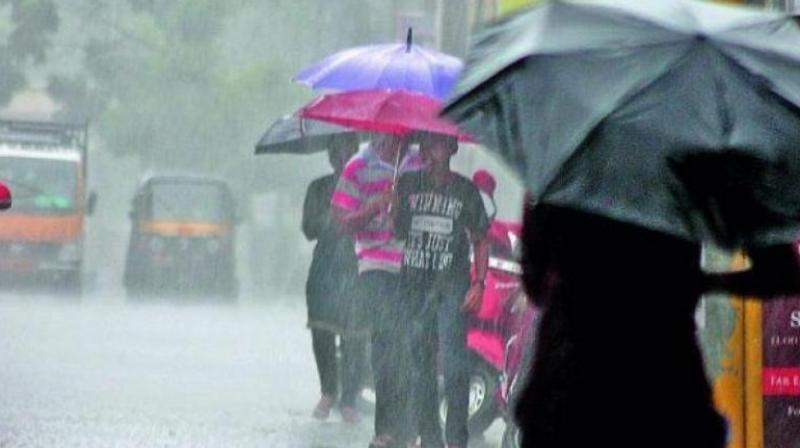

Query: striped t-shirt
left=332, top=144, right=422, bottom=274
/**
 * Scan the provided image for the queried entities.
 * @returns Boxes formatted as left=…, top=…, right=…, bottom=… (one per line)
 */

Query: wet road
left=0, top=292, right=504, bottom=447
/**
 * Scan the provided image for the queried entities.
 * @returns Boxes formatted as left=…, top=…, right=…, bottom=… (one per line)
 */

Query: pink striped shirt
left=332, top=144, right=422, bottom=273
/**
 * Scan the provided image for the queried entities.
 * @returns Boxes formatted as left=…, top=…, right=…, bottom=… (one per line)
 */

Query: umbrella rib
left=297, top=45, right=385, bottom=85
left=571, top=0, right=697, bottom=35
left=713, top=43, right=800, bottom=110
left=372, top=48, right=432, bottom=96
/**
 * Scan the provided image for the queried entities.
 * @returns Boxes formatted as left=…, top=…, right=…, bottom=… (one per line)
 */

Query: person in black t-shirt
left=395, top=132, right=489, bottom=448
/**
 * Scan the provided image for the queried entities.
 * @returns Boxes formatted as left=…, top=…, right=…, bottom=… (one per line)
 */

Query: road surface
left=0, top=292, right=504, bottom=447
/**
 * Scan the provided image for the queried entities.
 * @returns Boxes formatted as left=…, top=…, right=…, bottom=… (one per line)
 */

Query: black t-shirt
left=396, top=171, right=490, bottom=287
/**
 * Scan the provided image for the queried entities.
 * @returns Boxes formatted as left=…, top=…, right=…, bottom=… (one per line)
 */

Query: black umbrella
left=254, top=114, right=364, bottom=155
left=444, top=0, right=800, bottom=249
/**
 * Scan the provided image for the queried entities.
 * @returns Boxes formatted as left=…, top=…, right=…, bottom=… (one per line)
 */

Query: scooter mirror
left=473, top=169, right=497, bottom=221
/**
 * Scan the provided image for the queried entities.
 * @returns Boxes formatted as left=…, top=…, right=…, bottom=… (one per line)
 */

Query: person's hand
left=462, top=281, right=484, bottom=312
left=366, top=190, right=394, bottom=214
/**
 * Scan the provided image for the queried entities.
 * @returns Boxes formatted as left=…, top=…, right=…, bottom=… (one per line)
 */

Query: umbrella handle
left=392, top=146, right=402, bottom=186
left=386, top=148, right=402, bottom=215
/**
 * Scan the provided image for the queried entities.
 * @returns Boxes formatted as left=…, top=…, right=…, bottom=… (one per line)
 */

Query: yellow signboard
left=498, top=0, right=538, bottom=15
left=498, top=0, right=746, bottom=16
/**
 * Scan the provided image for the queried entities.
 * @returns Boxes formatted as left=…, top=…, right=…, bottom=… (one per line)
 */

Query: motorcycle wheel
left=501, top=423, right=522, bottom=448
left=439, top=360, right=499, bottom=437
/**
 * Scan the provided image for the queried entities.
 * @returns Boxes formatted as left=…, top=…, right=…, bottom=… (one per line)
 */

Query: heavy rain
left=1, top=1, right=800, bottom=448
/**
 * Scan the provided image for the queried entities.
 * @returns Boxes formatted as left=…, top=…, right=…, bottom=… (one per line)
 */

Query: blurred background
left=0, top=0, right=534, bottom=299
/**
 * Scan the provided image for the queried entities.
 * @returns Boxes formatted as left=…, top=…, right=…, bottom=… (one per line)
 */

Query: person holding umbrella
left=301, top=134, right=367, bottom=423
left=515, top=203, right=800, bottom=448
left=394, top=132, right=489, bottom=448
left=441, top=1, right=800, bottom=446
left=331, top=133, right=422, bottom=448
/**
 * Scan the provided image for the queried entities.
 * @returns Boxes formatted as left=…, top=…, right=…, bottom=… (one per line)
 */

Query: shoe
left=339, top=405, right=361, bottom=424
left=368, top=434, right=395, bottom=448
left=312, top=394, right=336, bottom=420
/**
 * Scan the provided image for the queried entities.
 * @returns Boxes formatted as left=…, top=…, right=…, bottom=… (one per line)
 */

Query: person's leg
left=378, top=273, right=415, bottom=444
left=412, top=299, right=444, bottom=448
left=339, top=332, right=368, bottom=422
left=438, top=284, right=471, bottom=447
left=311, top=328, right=338, bottom=418
left=364, top=271, right=401, bottom=443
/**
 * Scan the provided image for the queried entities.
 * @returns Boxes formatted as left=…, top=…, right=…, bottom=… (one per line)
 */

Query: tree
left=0, top=0, right=59, bottom=105
left=41, top=1, right=264, bottom=180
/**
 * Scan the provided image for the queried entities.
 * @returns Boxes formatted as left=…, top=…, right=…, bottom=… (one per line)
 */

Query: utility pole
left=438, top=0, right=470, bottom=57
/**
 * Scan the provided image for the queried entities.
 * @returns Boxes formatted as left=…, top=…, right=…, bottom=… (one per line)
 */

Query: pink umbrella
left=298, top=89, right=474, bottom=142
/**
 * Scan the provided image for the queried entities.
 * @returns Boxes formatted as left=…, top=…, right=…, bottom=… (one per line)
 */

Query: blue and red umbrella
left=256, top=30, right=467, bottom=155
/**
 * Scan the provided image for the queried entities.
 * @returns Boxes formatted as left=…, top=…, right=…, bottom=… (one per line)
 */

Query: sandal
left=368, top=434, right=395, bottom=448
left=339, top=405, right=361, bottom=424
left=312, top=394, right=336, bottom=420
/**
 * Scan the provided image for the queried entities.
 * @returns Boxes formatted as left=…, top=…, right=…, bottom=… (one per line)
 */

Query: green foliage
left=0, top=57, right=25, bottom=105
left=0, top=0, right=59, bottom=105
left=3, top=0, right=59, bottom=63
left=34, top=0, right=423, bottom=200
left=49, top=1, right=251, bottom=171
left=47, top=74, right=106, bottom=123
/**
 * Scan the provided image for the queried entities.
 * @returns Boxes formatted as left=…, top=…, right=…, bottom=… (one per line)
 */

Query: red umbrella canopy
left=298, top=89, right=473, bottom=142
left=0, top=180, right=11, bottom=210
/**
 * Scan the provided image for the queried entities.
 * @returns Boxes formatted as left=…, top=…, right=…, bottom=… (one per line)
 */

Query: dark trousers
left=409, top=281, right=471, bottom=447
left=311, top=328, right=368, bottom=407
left=359, top=270, right=413, bottom=441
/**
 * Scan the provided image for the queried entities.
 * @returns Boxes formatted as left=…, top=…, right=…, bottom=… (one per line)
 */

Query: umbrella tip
left=406, top=27, right=413, bottom=52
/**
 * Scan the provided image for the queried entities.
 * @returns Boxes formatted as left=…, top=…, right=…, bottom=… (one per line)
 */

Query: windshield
left=148, top=181, right=228, bottom=222
left=0, top=156, right=78, bottom=214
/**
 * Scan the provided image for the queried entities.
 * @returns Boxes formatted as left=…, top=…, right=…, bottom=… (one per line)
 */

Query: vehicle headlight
left=148, top=237, right=164, bottom=253
left=58, top=242, right=81, bottom=262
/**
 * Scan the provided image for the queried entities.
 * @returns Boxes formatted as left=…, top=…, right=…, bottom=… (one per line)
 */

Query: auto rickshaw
left=123, top=174, right=239, bottom=300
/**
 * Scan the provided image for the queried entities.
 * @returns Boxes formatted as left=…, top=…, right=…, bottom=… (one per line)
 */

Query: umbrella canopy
left=295, top=29, right=464, bottom=100
left=444, top=0, right=800, bottom=249
left=254, top=114, right=363, bottom=155
left=299, top=89, right=473, bottom=142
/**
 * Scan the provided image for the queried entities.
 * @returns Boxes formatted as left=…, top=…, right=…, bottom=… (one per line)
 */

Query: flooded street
left=0, top=292, right=503, bottom=447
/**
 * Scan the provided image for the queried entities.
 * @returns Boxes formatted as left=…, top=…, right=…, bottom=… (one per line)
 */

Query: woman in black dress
left=302, top=135, right=366, bottom=423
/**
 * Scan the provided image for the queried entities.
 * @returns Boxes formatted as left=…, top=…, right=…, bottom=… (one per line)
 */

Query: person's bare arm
left=704, top=243, right=800, bottom=298
left=463, top=234, right=489, bottom=312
